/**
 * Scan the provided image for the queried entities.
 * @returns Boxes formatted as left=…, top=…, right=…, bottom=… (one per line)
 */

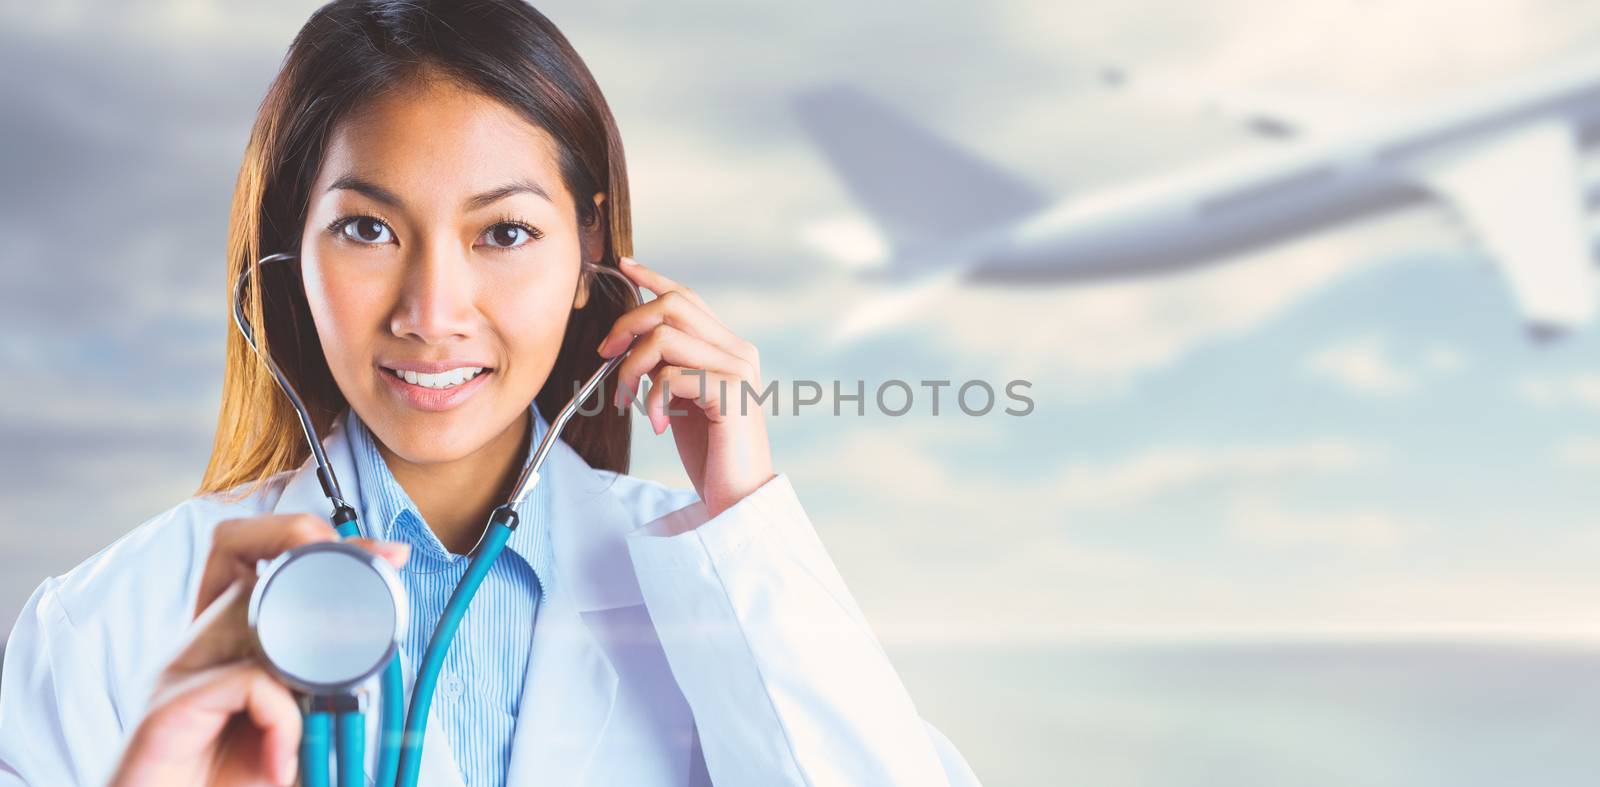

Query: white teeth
left=391, top=366, right=485, bottom=390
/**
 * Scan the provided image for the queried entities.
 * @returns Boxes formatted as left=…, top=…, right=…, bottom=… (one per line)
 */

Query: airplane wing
left=792, top=85, right=1049, bottom=268
left=1414, top=119, right=1597, bottom=335
left=793, top=85, right=1047, bottom=345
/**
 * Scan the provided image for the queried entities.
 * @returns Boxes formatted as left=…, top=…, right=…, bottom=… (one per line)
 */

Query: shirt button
left=443, top=675, right=465, bottom=699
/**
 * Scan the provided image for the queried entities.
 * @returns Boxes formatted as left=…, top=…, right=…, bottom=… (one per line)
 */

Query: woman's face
left=300, top=72, right=602, bottom=465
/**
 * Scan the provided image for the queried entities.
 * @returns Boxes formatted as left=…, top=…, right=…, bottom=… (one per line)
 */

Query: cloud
left=1000, top=0, right=1600, bottom=105
left=1556, top=438, right=1600, bottom=467
left=1051, top=439, right=1379, bottom=510
left=7, top=0, right=311, bottom=47
left=1302, top=335, right=1471, bottom=397
left=1516, top=375, right=1600, bottom=411
left=1422, top=345, right=1467, bottom=374
left=1304, top=335, right=1417, bottom=396
left=754, top=419, right=1184, bottom=643
left=772, top=420, right=1379, bottom=522
left=798, top=214, right=890, bottom=269
left=1226, top=492, right=1418, bottom=550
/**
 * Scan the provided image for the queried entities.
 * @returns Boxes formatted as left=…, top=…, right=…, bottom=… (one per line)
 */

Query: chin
left=364, top=406, right=491, bottom=462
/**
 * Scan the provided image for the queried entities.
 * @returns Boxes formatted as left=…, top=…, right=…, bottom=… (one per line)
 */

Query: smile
left=387, top=366, right=486, bottom=390
left=377, top=362, right=495, bottom=413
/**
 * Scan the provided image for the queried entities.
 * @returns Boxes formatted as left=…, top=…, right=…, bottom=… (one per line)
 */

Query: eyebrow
left=326, top=174, right=552, bottom=209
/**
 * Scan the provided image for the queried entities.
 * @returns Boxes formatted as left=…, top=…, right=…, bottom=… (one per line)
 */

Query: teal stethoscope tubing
left=294, top=515, right=411, bottom=787
left=299, top=710, right=330, bottom=787
left=234, top=252, right=639, bottom=787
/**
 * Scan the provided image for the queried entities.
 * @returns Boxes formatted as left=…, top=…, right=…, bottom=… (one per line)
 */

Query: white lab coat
left=0, top=415, right=981, bottom=787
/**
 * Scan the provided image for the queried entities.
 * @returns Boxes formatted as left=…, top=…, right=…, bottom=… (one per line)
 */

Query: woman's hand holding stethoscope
left=600, top=256, right=776, bottom=519
left=108, top=515, right=410, bottom=787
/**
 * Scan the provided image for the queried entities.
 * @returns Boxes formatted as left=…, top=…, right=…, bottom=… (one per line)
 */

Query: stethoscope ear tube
left=232, top=253, right=359, bottom=523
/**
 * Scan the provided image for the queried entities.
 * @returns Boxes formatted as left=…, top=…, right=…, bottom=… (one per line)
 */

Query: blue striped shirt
left=345, top=405, right=555, bottom=787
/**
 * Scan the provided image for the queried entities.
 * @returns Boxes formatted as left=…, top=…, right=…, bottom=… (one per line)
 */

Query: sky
left=7, top=0, right=1600, bottom=782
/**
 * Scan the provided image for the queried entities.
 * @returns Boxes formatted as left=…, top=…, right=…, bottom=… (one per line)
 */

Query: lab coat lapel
left=504, top=433, right=644, bottom=785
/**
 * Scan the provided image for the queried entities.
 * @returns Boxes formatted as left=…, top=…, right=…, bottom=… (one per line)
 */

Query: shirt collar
left=344, top=403, right=556, bottom=596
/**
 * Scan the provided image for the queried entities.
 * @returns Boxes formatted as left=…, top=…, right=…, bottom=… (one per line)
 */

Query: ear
left=574, top=191, right=607, bottom=310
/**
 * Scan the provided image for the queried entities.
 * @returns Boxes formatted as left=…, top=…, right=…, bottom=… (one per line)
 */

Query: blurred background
left=7, top=0, right=1600, bottom=784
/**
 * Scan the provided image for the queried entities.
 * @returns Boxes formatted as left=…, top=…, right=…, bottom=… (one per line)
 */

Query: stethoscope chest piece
left=248, top=541, right=408, bottom=697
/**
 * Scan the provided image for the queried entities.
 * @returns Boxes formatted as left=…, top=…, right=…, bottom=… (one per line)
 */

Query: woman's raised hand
left=598, top=256, right=777, bottom=519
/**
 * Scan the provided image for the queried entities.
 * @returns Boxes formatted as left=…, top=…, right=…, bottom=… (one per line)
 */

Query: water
left=891, top=640, right=1600, bottom=787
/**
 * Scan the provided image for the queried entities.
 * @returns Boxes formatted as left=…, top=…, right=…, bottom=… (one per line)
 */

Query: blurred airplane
left=794, top=55, right=1600, bottom=342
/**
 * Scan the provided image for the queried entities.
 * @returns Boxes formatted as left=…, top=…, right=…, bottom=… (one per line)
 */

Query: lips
left=377, top=363, right=494, bottom=413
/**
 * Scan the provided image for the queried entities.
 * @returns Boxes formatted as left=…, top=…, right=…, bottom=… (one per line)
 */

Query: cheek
left=483, top=263, right=581, bottom=399
left=300, top=265, right=333, bottom=332
left=492, top=280, right=576, bottom=362
left=300, top=259, right=381, bottom=368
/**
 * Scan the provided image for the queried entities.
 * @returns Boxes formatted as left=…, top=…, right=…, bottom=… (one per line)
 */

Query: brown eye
left=478, top=222, right=540, bottom=249
left=340, top=217, right=393, bottom=244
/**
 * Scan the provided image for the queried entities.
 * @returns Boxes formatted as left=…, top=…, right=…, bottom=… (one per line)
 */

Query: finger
left=239, top=664, right=302, bottom=786
left=646, top=365, right=698, bottom=435
left=615, top=324, right=752, bottom=387
left=167, top=579, right=258, bottom=673
left=649, top=366, right=744, bottom=432
left=144, top=661, right=300, bottom=786
left=597, top=289, right=748, bottom=363
left=617, top=256, right=720, bottom=319
left=195, top=514, right=340, bottom=617
left=346, top=538, right=411, bottom=568
left=614, top=325, right=755, bottom=417
left=646, top=365, right=675, bottom=435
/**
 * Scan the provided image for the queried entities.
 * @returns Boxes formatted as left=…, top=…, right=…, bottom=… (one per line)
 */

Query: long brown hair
left=199, top=0, right=634, bottom=499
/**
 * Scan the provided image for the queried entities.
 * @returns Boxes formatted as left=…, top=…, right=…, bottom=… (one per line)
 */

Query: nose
left=389, top=241, right=477, bottom=344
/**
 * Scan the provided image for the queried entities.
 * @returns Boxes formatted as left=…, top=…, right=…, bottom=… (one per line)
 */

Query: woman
left=0, top=1, right=981, bottom=786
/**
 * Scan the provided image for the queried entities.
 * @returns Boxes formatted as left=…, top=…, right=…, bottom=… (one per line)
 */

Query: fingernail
left=595, top=338, right=608, bottom=357
left=619, top=256, right=636, bottom=266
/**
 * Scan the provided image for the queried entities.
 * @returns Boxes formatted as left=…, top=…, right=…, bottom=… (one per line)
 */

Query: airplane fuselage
left=972, top=57, right=1600, bottom=282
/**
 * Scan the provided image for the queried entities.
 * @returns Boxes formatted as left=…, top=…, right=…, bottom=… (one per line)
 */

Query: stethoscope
left=232, top=252, right=639, bottom=787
